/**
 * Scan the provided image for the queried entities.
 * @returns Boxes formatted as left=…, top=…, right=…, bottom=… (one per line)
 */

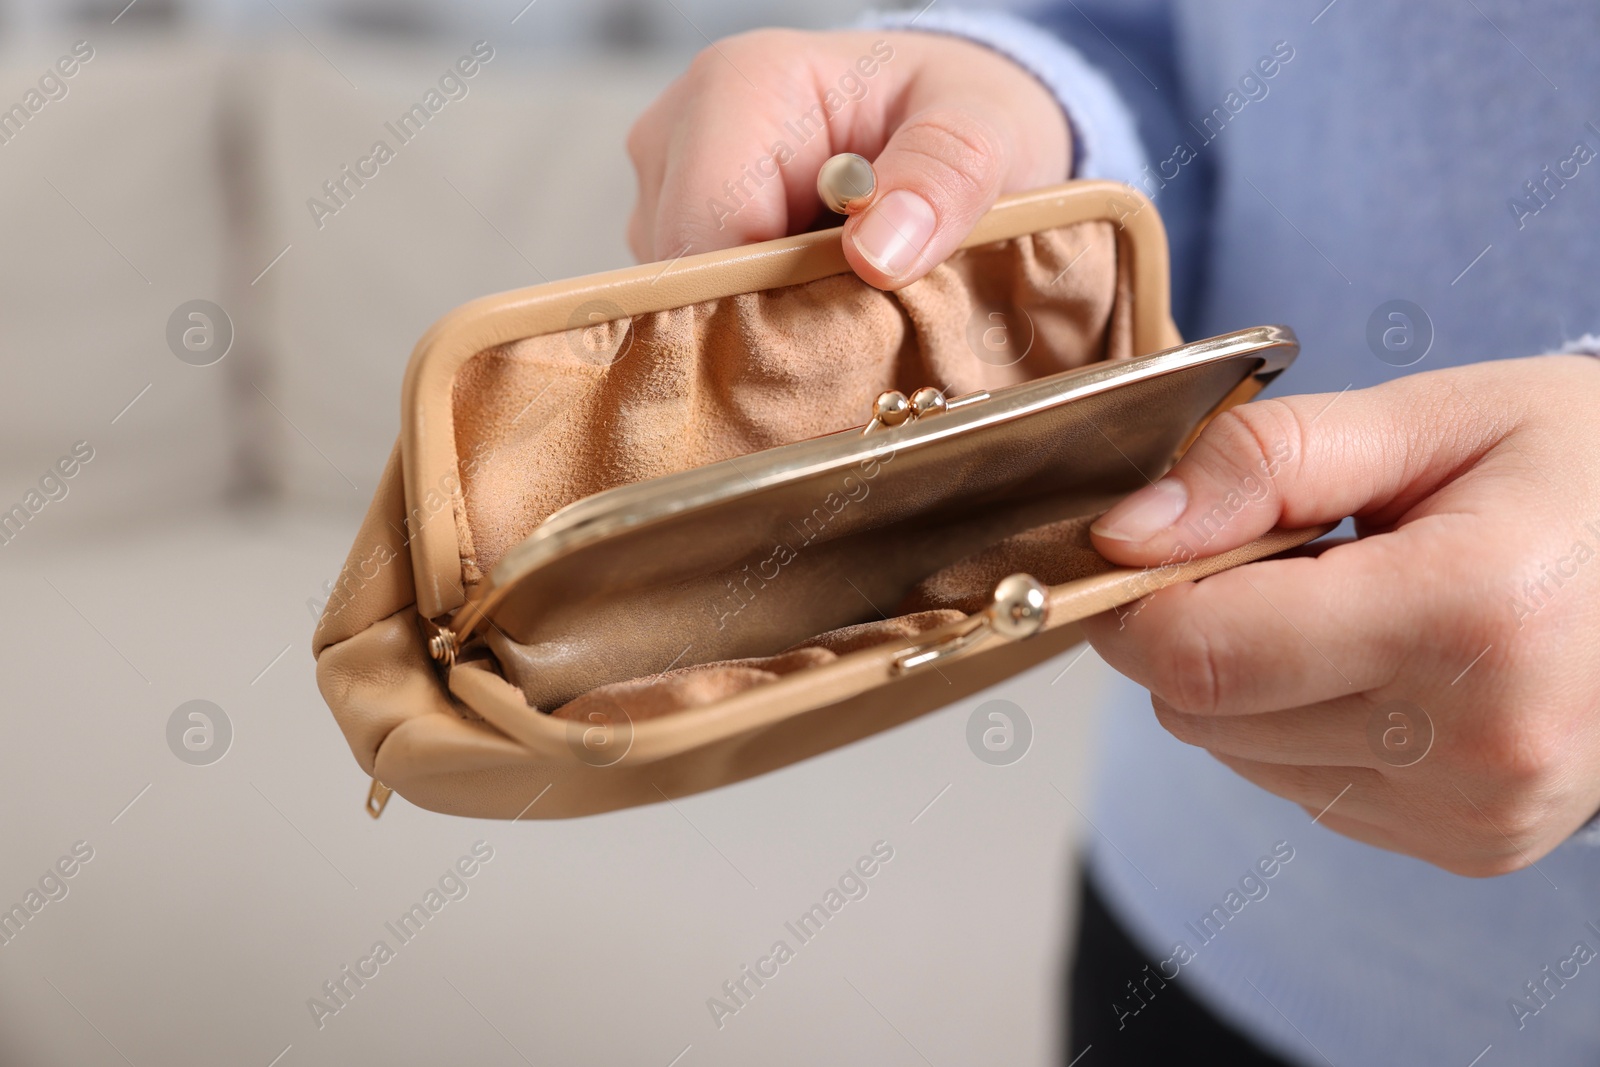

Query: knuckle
left=1200, top=399, right=1304, bottom=494
left=626, top=212, right=649, bottom=261
left=690, top=29, right=794, bottom=82
left=624, top=118, right=649, bottom=166
left=685, top=43, right=722, bottom=78
left=1482, top=799, right=1543, bottom=847
left=684, top=42, right=740, bottom=87
left=1445, top=850, right=1531, bottom=878
left=1455, top=784, right=1558, bottom=866
left=1461, top=704, right=1563, bottom=799
left=655, top=220, right=711, bottom=260
left=723, top=27, right=802, bottom=55
left=1494, top=728, right=1564, bottom=796
left=1161, top=612, right=1227, bottom=715
left=893, top=109, right=1006, bottom=203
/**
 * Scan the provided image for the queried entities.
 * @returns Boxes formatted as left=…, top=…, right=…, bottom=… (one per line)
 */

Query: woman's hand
left=626, top=29, right=1070, bottom=289
left=1081, top=356, right=1600, bottom=876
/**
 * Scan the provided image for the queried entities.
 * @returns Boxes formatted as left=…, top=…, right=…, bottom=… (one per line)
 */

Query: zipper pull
left=366, top=778, right=393, bottom=818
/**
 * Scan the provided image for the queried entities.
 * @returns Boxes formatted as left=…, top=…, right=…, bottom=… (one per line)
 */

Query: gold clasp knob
left=863, top=387, right=948, bottom=435
left=892, top=573, right=1048, bottom=674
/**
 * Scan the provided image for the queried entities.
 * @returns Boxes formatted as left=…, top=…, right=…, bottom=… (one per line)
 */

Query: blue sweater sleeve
left=859, top=7, right=1148, bottom=185
left=858, top=3, right=1212, bottom=329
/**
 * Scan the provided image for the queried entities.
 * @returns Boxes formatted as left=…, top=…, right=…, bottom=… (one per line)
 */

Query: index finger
left=1079, top=527, right=1476, bottom=716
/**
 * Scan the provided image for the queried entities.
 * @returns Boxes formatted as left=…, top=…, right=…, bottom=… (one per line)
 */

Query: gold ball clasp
left=989, top=574, right=1047, bottom=639
left=817, top=153, right=877, bottom=214
left=872, top=389, right=911, bottom=427
left=909, top=387, right=947, bottom=419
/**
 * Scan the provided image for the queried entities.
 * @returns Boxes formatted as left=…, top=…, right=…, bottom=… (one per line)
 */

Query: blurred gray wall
left=1, top=0, right=906, bottom=48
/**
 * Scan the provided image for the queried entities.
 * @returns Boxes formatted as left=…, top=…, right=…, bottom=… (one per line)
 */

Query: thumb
left=1086, top=372, right=1511, bottom=567
left=842, top=106, right=1011, bottom=290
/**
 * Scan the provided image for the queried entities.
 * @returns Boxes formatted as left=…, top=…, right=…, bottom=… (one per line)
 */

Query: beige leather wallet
left=312, top=180, right=1319, bottom=821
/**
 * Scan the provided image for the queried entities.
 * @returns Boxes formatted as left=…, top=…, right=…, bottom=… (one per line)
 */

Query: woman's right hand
left=626, top=28, right=1071, bottom=290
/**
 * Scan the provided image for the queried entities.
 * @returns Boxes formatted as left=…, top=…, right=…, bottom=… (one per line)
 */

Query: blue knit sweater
left=866, top=3, right=1600, bottom=1063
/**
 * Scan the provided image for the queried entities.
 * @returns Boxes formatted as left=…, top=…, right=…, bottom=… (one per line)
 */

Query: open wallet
left=312, top=179, right=1323, bottom=821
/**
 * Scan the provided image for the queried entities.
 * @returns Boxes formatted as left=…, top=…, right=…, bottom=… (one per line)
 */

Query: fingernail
left=851, top=189, right=936, bottom=278
left=1092, top=478, right=1188, bottom=543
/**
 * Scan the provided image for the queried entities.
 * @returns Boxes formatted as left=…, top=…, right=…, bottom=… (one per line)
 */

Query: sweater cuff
left=855, top=7, right=1147, bottom=185
left=1557, top=333, right=1600, bottom=358
left=1562, top=332, right=1600, bottom=844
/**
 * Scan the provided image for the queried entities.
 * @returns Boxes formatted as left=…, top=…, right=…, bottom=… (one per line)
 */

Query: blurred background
left=0, top=1, right=1114, bottom=1063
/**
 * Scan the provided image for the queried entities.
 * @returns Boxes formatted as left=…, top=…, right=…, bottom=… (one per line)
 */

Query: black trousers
left=1068, top=871, right=1293, bottom=1065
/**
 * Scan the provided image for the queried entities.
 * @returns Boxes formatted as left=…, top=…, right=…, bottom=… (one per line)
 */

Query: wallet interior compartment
left=447, top=218, right=1137, bottom=721
left=448, top=218, right=1132, bottom=588
left=470, top=347, right=1260, bottom=715
left=484, top=487, right=1126, bottom=718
